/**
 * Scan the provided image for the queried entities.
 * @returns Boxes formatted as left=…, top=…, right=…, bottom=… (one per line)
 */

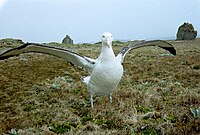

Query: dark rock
left=62, top=35, right=73, bottom=44
left=176, top=22, right=197, bottom=40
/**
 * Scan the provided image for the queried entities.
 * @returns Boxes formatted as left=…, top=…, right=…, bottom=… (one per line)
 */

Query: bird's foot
left=90, top=94, right=94, bottom=109
left=108, top=94, right=112, bottom=103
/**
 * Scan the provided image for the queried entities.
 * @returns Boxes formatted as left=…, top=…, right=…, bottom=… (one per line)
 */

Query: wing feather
left=117, top=40, right=176, bottom=63
left=0, top=43, right=95, bottom=73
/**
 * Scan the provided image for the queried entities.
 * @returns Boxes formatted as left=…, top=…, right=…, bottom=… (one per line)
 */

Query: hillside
left=0, top=39, right=200, bottom=134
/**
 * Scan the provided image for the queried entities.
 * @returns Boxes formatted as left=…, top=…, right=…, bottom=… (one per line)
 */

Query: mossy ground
left=0, top=39, right=200, bottom=134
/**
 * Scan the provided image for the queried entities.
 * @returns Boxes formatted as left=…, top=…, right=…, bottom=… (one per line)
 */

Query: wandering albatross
left=0, top=32, right=176, bottom=108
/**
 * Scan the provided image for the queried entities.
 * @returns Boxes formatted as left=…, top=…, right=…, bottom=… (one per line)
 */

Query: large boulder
left=176, top=22, right=197, bottom=40
left=62, top=35, right=73, bottom=44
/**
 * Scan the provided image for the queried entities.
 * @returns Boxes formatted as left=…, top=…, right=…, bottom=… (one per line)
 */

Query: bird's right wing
left=0, top=43, right=95, bottom=73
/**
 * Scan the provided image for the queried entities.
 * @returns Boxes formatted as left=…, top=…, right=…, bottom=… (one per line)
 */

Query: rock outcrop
left=176, top=22, right=197, bottom=40
left=62, top=35, right=73, bottom=44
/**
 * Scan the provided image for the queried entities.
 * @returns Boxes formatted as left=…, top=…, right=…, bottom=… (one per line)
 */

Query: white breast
left=88, top=58, right=123, bottom=96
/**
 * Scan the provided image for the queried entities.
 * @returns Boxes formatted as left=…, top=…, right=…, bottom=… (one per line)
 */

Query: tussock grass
left=0, top=39, right=200, bottom=134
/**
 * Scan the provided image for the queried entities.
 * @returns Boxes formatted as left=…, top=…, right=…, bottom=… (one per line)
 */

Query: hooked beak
left=106, top=39, right=112, bottom=48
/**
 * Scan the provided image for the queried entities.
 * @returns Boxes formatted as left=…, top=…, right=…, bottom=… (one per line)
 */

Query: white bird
left=0, top=32, right=176, bottom=108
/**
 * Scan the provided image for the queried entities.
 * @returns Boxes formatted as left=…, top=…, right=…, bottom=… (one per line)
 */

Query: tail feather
left=81, top=76, right=91, bottom=85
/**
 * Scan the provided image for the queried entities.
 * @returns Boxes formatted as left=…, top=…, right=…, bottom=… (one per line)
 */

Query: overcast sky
left=0, top=0, right=199, bottom=43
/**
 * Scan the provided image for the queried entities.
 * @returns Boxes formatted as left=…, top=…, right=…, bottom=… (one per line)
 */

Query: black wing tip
left=0, top=55, right=17, bottom=60
left=0, top=43, right=31, bottom=60
left=162, top=47, right=176, bottom=55
left=151, top=40, right=176, bottom=55
left=170, top=48, right=176, bottom=55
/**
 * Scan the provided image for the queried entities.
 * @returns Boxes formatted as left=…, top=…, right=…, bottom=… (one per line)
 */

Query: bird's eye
left=102, top=36, right=105, bottom=38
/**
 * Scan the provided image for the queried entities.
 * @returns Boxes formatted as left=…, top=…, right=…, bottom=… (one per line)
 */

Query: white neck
left=98, top=43, right=115, bottom=61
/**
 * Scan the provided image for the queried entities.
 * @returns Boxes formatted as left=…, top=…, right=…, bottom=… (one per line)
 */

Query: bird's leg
left=108, top=93, right=112, bottom=103
left=90, top=94, right=94, bottom=109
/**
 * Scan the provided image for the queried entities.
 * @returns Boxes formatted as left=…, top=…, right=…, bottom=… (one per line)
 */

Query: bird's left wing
left=0, top=43, right=95, bottom=73
left=116, top=40, right=176, bottom=63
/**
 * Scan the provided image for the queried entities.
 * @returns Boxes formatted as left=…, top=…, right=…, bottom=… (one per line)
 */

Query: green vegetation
left=0, top=38, right=200, bottom=134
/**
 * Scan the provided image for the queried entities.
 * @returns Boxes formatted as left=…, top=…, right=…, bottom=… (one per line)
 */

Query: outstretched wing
left=0, top=43, right=95, bottom=73
left=116, top=40, right=176, bottom=63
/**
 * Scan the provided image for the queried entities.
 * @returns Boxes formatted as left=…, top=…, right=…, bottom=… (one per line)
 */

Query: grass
left=0, top=38, right=200, bottom=134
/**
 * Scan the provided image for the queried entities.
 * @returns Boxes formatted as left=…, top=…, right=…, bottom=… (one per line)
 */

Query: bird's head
left=101, top=32, right=113, bottom=48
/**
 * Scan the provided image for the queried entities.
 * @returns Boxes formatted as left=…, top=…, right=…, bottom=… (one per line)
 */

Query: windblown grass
left=0, top=39, right=199, bottom=134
